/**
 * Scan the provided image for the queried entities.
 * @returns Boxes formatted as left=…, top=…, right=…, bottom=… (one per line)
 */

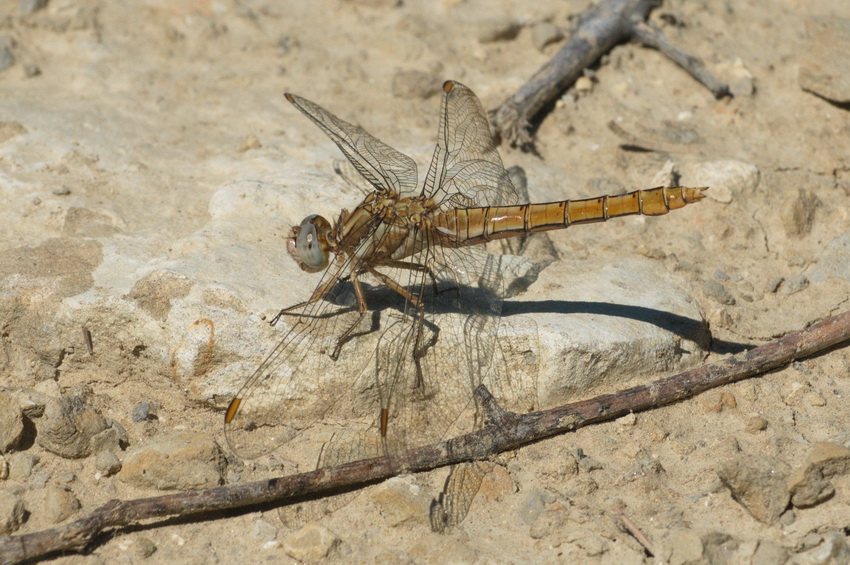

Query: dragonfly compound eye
left=290, top=214, right=331, bottom=273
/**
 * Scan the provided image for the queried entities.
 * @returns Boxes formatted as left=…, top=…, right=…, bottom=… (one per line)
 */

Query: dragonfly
left=224, top=80, right=706, bottom=526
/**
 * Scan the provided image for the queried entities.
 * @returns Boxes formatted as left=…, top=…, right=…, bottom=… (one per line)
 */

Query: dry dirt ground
left=2, top=1, right=850, bottom=563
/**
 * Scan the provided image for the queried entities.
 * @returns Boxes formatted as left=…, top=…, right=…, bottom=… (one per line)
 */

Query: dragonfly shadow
left=502, top=299, right=752, bottom=355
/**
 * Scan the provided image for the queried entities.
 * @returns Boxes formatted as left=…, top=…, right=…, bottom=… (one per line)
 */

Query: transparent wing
left=286, top=93, right=419, bottom=195
left=423, top=81, right=518, bottom=208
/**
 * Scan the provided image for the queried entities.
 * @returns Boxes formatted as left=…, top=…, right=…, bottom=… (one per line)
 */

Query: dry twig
left=2, top=310, right=849, bottom=564
left=491, top=0, right=730, bottom=149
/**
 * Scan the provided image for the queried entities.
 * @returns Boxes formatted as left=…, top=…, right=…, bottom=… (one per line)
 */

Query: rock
left=659, top=529, right=704, bottom=565
left=120, top=433, right=225, bottom=490
left=528, top=507, right=567, bottom=539
left=523, top=257, right=709, bottom=407
left=19, top=0, right=49, bottom=15
left=531, top=22, right=563, bottom=51
left=678, top=160, right=760, bottom=204
left=788, top=442, right=850, bottom=507
left=0, top=393, right=24, bottom=453
left=251, top=518, right=277, bottom=541
left=781, top=189, right=819, bottom=238
left=793, top=532, right=850, bottom=565
left=807, top=231, right=850, bottom=284
left=745, top=415, right=768, bottom=433
left=717, top=455, right=791, bottom=523
left=777, top=274, right=809, bottom=296
left=750, top=540, right=789, bottom=565
left=282, top=523, right=342, bottom=562
left=391, top=70, right=441, bottom=100
left=43, top=486, right=81, bottom=524
left=134, top=537, right=158, bottom=558
left=0, top=36, right=14, bottom=73
left=36, top=395, right=109, bottom=459
left=132, top=402, right=155, bottom=422
left=799, top=16, right=850, bottom=103
left=370, top=476, right=431, bottom=527
left=0, top=455, right=7, bottom=480
left=716, top=58, right=755, bottom=97
left=8, top=452, right=39, bottom=481
left=95, top=450, right=122, bottom=477
left=703, top=279, right=736, bottom=306
left=0, top=490, right=25, bottom=534
left=477, top=19, right=522, bottom=43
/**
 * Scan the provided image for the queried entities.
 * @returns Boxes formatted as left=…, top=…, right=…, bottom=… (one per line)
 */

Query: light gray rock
left=521, top=257, right=708, bottom=407
left=282, top=522, right=342, bottom=562
left=8, top=452, right=39, bottom=481
left=120, top=432, right=224, bottom=490
left=678, top=160, right=760, bottom=204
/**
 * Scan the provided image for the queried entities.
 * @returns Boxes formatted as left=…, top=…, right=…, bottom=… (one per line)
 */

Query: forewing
left=423, top=81, right=518, bottom=208
left=286, top=93, right=419, bottom=195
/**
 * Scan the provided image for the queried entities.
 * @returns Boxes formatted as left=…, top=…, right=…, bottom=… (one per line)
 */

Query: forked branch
left=491, top=0, right=730, bottom=149
left=2, top=310, right=849, bottom=564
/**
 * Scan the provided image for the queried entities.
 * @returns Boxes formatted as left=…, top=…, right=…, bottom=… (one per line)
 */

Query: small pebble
left=95, top=450, right=122, bottom=476
left=43, top=486, right=81, bottom=524
left=135, top=537, right=157, bottom=558
left=283, top=523, right=342, bottom=562
left=132, top=402, right=154, bottom=422
left=704, top=280, right=736, bottom=305
left=477, top=18, right=522, bottom=43
left=8, top=452, right=39, bottom=481
left=745, top=415, right=768, bottom=433
left=0, top=490, right=24, bottom=534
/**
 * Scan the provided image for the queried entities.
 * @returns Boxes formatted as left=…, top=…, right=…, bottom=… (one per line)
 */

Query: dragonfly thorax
left=287, top=214, right=334, bottom=273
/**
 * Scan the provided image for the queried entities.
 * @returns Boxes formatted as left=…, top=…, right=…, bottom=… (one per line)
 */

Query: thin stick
left=490, top=0, right=729, bottom=149
left=2, top=310, right=849, bottom=564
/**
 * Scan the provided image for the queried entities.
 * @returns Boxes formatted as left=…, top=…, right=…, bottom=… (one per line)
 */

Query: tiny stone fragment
left=283, top=523, right=342, bottom=562
left=745, top=415, right=768, bottom=433
left=252, top=518, right=278, bottom=541
left=718, top=455, right=791, bottom=523
left=0, top=393, right=24, bottom=453
left=704, top=280, right=736, bottom=305
left=132, top=402, right=152, bottom=422
left=531, top=22, right=563, bottom=51
left=477, top=19, right=522, bottom=43
left=238, top=134, right=261, bottom=153
left=135, top=537, right=157, bottom=558
left=780, top=189, right=818, bottom=238
left=777, top=274, right=809, bottom=296
left=0, top=455, right=8, bottom=480
left=95, top=450, right=122, bottom=477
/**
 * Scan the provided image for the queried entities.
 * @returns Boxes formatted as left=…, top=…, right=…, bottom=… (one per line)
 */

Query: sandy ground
left=2, top=0, right=850, bottom=563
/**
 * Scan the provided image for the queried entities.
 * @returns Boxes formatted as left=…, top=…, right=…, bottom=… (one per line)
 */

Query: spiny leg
left=270, top=271, right=340, bottom=325
left=330, top=271, right=369, bottom=360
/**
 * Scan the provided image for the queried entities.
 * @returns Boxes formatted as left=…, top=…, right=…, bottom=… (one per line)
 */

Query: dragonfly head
left=287, top=214, right=333, bottom=273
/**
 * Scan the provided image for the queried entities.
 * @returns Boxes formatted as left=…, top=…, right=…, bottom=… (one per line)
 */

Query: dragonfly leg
left=369, top=267, right=424, bottom=309
left=270, top=271, right=341, bottom=325
left=330, top=271, right=368, bottom=360
left=381, top=259, right=441, bottom=295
